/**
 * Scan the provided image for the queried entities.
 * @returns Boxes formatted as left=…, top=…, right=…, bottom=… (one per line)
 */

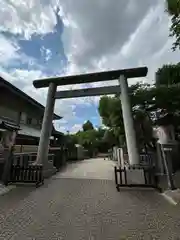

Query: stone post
left=118, top=75, right=139, bottom=165
left=36, top=83, right=57, bottom=166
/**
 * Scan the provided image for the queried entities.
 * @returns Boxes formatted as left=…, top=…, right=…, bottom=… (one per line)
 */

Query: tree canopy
left=82, top=120, right=94, bottom=131
left=68, top=121, right=112, bottom=156
left=156, top=63, right=180, bottom=85
left=98, top=83, right=156, bottom=151
left=166, top=0, right=180, bottom=50
left=98, top=63, right=180, bottom=151
left=66, top=63, right=180, bottom=154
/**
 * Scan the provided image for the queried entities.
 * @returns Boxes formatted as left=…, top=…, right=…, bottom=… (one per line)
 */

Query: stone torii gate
left=33, top=67, right=148, bottom=167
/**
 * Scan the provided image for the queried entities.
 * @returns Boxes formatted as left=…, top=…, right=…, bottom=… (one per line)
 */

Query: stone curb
left=0, top=184, right=16, bottom=196
left=161, top=188, right=180, bottom=205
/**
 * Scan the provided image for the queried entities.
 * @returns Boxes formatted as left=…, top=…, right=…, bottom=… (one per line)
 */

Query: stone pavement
left=0, top=158, right=180, bottom=239
left=0, top=184, right=15, bottom=196
left=55, top=158, right=116, bottom=180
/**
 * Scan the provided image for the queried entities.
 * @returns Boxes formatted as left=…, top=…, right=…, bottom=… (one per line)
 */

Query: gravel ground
left=0, top=158, right=180, bottom=239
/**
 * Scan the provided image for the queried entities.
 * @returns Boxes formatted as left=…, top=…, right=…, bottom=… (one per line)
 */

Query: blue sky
left=2, top=11, right=66, bottom=74
left=0, top=0, right=180, bottom=133
left=17, top=10, right=67, bottom=75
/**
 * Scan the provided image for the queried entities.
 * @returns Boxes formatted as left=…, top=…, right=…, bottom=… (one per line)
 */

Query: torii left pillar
left=36, top=82, right=57, bottom=166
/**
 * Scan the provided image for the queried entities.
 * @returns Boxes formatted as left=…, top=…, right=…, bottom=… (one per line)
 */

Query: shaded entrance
left=33, top=67, right=148, bottom=168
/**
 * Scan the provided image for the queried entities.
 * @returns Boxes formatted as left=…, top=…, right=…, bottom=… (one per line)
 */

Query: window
left=20, top=112, right=27, bottom=124
left=0, top=106, right=19, bottom=123
left=27, top=117, right=32, bottom=125
left=32, top=118, right=38, bottom=125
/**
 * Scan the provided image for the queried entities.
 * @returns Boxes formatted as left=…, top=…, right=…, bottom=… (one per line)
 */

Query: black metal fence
left=114, top=165, right=161, bottom=192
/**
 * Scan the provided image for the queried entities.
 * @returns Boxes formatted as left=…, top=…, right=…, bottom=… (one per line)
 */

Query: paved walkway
left=55, top=158, right=116, bottom=180
left=0, top=158, right=180, bottom=239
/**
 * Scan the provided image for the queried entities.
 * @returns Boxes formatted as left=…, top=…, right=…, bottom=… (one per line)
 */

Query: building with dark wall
left=0, top=76, right=62, bottom=145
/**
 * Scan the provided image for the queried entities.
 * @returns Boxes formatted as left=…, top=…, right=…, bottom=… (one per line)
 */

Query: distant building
left=0, top=76, right=62, bottom=145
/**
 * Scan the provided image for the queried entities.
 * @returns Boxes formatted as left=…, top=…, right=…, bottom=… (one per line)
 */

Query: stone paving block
left=0, top=159, right=180, bottom=239
left=126, top=169, right=145, bottom=184
left=0, top=178, right=179, bottom=239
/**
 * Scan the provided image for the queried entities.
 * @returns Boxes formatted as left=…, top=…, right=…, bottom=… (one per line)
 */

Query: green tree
left=166, top=0, right=180, bottom=50
left=82, top=120, right=94, bottom=131
left=76, top=129, right=96, bottom=146
left=98, top=96, right=125, bottom=138
left=69, top=125, right=112, bottom=155
left=96, top=127, right=106, bottom=139
left=75, top=129, right=98, bottom=156
left=103, top=129, right=118, bottom=147
left=150, top=65, right=180, bottom=138
left=134, top=109, right=156, bottom=151
left=150, top=64, right=180, bottom=120
left=98, top=83, right=156, bottom=151
left=156, top=63, right=180, bottom=85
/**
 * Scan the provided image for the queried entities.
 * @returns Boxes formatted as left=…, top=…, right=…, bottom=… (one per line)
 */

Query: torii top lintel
left=33, top=67, right=148, bottom=89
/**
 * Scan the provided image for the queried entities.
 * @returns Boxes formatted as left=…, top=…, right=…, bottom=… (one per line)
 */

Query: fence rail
left=114, top=165, right=161, bottom=192
left=1, top=144, right=82, bottom=185
left=10, top=165, right=44, bottom=187
left=7, top=153, right=54, bottom=186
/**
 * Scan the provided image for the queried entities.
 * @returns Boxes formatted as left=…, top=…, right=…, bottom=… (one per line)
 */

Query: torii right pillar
left=119, top=75, right=139, bottom=165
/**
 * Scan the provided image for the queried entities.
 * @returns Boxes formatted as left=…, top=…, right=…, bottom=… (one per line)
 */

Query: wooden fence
left=10, top=164, right=44, bottom=187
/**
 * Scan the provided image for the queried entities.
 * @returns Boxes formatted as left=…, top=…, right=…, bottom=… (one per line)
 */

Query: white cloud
left=2, top=0, right=177, bottom=84
left=9, top=69, right=43, bottom=83
left=54, top=123, right=82, bottom=134
left=54, top=124, right=67, bottom=133
left=0, top=0, right=59, bottom=39
left=70, top=124, right=82, bottom=134
left=1, top=0, right=180, bottom=133
left=0, top=68, right=96, bottom=129
left=0, top=33, right=38, bottom=69
left=53, top=0, right=180, bottom=126
left=60, top=0, right=158, bottom=72
left=0, top=34, right=20, bottom=65
left=59, top=0, right=180, bottom=85
left=40, top=47, right=52, bottom=61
